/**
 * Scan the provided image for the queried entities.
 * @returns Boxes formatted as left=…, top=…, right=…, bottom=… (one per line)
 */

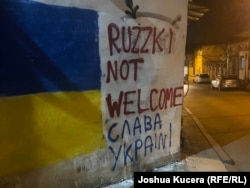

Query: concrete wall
left=0, top=0, right=187, bottom=187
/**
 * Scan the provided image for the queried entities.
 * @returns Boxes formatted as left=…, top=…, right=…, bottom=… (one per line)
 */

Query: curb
left=184, top=106, right=239, bottom=172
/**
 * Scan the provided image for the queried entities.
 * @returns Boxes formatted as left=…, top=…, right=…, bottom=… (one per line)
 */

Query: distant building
left=186, top=38, right=250, bottom=89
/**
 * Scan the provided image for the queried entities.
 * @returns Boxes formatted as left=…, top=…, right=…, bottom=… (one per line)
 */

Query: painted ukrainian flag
left=0, top=0, right=105, bottom=176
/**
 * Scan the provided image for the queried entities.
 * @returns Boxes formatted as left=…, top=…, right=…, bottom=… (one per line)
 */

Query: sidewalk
left=102, top=107, right=238, bottom=188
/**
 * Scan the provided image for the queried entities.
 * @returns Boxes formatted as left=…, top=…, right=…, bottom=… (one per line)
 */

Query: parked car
left=193, top=73, right=210, bottom=83
left=211, top=75, right=239, bottom=91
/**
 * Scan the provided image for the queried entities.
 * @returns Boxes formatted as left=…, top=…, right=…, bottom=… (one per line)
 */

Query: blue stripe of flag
left=0, top=0, right=100, bottom=96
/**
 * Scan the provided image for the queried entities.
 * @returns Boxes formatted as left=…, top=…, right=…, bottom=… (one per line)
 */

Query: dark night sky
left=186, top=0, right=250, bottom=52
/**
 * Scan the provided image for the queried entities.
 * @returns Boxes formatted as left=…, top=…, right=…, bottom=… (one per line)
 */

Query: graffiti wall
left=0, top=0, right=187, bottom=187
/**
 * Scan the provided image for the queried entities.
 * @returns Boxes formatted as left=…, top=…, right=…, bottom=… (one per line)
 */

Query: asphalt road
left=182, top=82, right=250, bottom=171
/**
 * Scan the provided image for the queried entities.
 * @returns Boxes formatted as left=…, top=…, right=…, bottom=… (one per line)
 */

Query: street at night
left=183, top=81, right=250, bottom=171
